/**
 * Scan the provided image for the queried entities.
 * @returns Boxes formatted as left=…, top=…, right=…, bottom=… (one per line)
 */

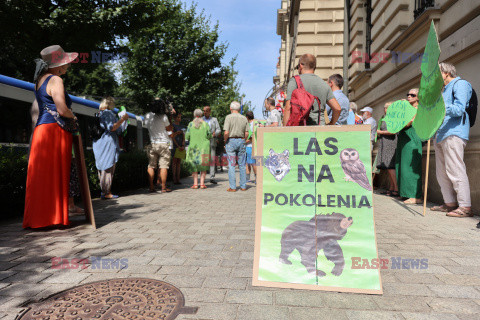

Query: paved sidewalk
left=1, top=171, right=480, bottom=320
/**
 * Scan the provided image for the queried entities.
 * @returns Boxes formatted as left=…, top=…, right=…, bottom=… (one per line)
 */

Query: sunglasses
left=295, top=63, right=302, bottom=70
left=407, top=93, right=417, bottom=97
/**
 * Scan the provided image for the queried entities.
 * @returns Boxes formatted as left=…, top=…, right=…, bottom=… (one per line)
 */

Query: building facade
left=275, top=0, right=346, bottom=87
left=275, top=0, right=480, bottom=208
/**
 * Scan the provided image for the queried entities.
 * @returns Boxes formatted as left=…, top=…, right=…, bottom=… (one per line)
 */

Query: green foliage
left=119, top=0, right=232, bottom=115
left=208, top=59, right=252, bottom=127
left=0, top=146, right=28, bottom=218
left=0, top=0, right=128, bottom=95
left=0, top=0, right=251, bottom=121
left=65, top=63, right=119, bottom=98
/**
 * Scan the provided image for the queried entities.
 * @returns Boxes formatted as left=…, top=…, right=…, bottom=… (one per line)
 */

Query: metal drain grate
left=16, top=278, right=197, bottom=319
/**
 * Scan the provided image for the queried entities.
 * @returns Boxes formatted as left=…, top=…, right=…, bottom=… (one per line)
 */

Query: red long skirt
left=23, top=123, right=72, bottom=228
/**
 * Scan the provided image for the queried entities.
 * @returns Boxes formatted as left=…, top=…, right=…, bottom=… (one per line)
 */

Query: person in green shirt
left=185, top=109, right=212, bottom=189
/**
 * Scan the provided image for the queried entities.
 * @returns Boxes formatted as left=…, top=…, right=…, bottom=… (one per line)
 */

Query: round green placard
left=384, top=100, right=417, bottom=134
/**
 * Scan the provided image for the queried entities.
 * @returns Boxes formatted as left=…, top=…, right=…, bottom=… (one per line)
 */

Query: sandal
left=191, top=185, right=199, bottom=189
left=446, top=207, right=473, bottom=218
left=103, top=194, right=119, bottom=200
left=200, top=185, right=207, bottom=189
left=69, top=206, right=84, bottom=216
left=431, top=204, right=456, bottom=212
left=404, top=198, right=422, bottom=204
left=380, top=190, right=392, bottom=195
left=161, top=188, right=172, bottom=193
left=389, top=191, right=399, bottom=197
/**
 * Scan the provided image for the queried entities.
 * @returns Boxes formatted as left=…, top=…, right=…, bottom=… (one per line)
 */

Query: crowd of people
left=23, top=47, right=476, bottom=229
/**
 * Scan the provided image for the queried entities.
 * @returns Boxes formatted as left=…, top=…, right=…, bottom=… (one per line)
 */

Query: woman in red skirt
left=23, top=45, right=79, bottom=229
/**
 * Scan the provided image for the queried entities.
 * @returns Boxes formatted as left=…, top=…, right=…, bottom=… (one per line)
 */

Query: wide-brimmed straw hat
left=40, top=45, right=78, bottom=68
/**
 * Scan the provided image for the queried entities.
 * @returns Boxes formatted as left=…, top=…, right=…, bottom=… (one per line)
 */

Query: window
left=414, top=0, right=435, bottom=19
left=365, top=0, right=373, bottom=69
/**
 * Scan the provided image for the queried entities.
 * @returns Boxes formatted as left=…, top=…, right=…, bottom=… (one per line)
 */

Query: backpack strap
left=451, top=79, right=469, bottom=125
left=294, top=75, right=305, bottom=90
left=315, top=97, right=321, bottom=125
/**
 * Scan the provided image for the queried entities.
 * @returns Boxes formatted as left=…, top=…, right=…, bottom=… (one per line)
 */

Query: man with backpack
left=431, top=62, right=475, bottom=218
left=283, top=53, right=341, bottom=126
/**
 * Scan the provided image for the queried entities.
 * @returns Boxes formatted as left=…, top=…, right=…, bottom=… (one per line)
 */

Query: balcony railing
left=414, top=0, right=435, bottom=19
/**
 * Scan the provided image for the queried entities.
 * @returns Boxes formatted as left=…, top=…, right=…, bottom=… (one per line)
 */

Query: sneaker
left=210, top=179, right=217, bottom=184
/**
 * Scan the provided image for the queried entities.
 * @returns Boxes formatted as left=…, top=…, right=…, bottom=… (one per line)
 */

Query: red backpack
left=286, top=75, right=321, bottom=126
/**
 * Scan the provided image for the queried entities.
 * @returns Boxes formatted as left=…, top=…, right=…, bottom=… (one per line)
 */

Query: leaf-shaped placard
left=384, top=100, right=417, bottom=134
left=413, top=20, right=446, bottom=141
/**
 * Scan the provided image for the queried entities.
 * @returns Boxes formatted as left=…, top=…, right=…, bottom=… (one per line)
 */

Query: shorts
left=246, top=146, right=255, bottom=165
left=148, top=143, right=171, bottom=169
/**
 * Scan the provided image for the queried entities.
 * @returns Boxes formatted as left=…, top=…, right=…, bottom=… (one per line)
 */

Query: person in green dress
left=395, top=89, right=423, bottom=204
left=185, top=109, right=212, bottom=189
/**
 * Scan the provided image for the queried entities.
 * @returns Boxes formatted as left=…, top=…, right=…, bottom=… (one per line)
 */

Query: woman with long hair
left=185, top=109, right=212, bottom=189
left=23, top=45, right=78, bottom=228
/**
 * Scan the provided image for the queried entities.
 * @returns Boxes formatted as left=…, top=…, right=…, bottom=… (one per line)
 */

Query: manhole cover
left=17, top=278, right=197, bottom=319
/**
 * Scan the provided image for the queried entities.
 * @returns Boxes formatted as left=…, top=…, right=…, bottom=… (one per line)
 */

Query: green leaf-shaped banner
left=384, top=100, right=417, bottom=134
left=413, top=21, right=446, bottom=141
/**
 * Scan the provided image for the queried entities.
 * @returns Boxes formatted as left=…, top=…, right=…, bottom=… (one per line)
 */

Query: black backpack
left=89, top=112, right=104, bottom=141
left=453, top=79, right=477, bottom=127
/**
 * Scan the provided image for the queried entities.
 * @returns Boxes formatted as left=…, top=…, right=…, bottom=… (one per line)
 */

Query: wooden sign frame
left=252, top=125, right=382, bottom=294
left=73, top=134, right=96, bottom=229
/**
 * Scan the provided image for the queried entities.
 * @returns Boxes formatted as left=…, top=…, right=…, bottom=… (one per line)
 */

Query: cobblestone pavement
left=1, top=171, right=480, bottom=320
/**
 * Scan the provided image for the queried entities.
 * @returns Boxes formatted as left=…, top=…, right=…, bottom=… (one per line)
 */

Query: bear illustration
left=264, top=148, right=291, bottom=182
left=279, top=212, right=353, bottom=277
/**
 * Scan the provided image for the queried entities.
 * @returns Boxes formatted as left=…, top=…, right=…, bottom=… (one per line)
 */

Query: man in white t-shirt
left=144, top=98, right=173, bottom=193
left=263, top=98, right=282, bottom=127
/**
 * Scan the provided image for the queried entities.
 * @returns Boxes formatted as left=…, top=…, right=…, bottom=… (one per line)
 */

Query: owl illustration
left=340, top=148, right=372, bottom=191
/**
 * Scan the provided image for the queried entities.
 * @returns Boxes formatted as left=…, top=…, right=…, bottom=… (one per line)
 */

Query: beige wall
left=275, top=0, right=480, bottom=208
left=275, top=0, right=345, bottom=87
left=349, top=0, right=480, bottom=208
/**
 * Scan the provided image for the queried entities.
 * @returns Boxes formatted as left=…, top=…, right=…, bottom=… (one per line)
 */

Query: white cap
left=360, top=107, right=373, bottom=113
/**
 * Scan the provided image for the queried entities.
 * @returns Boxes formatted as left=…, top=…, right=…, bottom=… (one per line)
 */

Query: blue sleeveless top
left=35, top=75, right=72, bottom=126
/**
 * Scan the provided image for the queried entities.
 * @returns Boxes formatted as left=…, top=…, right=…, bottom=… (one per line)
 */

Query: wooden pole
left=422, top=139, right=431, bottom=216
left=73, top=133, right=96, bottom=229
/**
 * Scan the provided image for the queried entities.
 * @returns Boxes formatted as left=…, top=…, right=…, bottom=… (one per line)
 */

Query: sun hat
left=40, top=45, right=78, bottom=68
left=360, top=107, right=373, bottom=113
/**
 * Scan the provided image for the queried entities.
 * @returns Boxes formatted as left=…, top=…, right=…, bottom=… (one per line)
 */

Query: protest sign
left=412, top=21, right=446, bottom=215
left=384, top=100, right=417, bottom=134
left=251, top=119, right=267, bottom=156
left=253, top=126, right=382, bottom=294
left=413, top=20, right=446, bottom=141
left=73, top=133, right=96, bottom=229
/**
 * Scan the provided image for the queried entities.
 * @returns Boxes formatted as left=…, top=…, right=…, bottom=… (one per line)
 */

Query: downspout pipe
left=343, top=0, right=351, bottom=96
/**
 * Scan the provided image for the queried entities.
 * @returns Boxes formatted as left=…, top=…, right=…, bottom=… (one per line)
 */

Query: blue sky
left=187, top=0, right=281, bottom=119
